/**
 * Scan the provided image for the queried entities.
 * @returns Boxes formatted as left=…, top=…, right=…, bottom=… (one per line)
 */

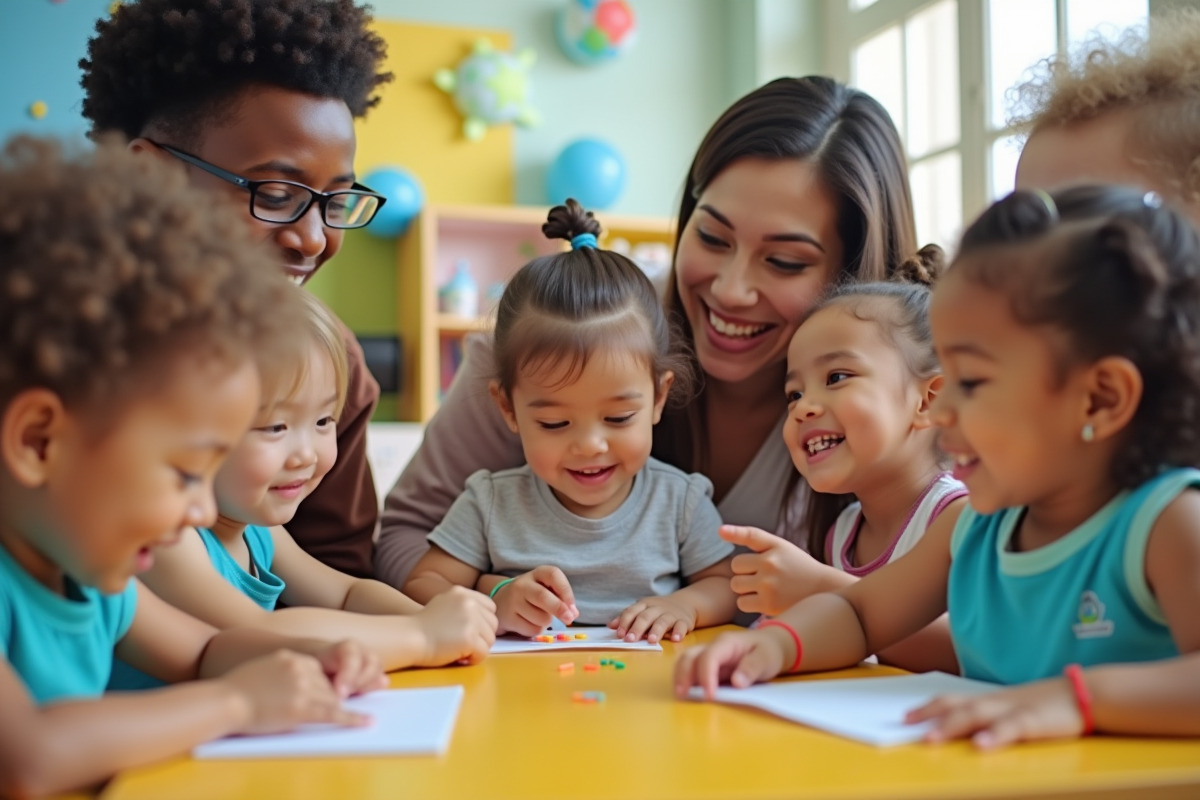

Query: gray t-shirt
left=376, top=333, right=804, bottom=589
left=427, top=457, right=733, bottom=624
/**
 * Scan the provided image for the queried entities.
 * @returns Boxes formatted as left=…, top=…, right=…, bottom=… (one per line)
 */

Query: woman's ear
left=488, top=380, right=520, bottom=434
left=1, top=389, right=66, bottom=488
left=651, top=371, right=675, bottom=424
left=1081, top=356, right=1141, bottom=442
left=912, top=374, right=943, bottom=431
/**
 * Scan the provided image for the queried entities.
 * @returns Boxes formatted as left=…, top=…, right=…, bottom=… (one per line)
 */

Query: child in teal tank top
left=123, top=291, right=499, bottom=677
left=675, top=184, right=1200, bottom=748
left=0, top=137, right=385, bottom=796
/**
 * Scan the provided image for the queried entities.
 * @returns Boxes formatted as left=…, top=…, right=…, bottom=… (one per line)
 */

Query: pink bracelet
left=758, top=619, right=803, bottom=673
left=1063, top=663, right=1094, bottom=735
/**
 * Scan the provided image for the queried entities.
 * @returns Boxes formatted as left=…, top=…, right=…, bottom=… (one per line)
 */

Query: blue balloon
left=546, top=138, right=626, bottom=210
left=362, top=166, right=424, bottom=238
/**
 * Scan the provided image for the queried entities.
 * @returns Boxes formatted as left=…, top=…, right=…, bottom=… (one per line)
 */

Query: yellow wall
left=307, top=20, right=517, bottom=418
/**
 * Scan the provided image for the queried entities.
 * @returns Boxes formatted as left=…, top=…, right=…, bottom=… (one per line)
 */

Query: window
left=828, top=0, right=1149, bottom=250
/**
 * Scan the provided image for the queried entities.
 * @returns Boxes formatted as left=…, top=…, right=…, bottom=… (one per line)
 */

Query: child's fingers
left=623, top=608, right=660, bottom=642
left=734, top=591, right=765, bottom=614
left=327, top=707, right=373, bottom=728
left=719, top=525, right=779, bottom=553
left=531, top=566, right=578, bottom=622
left=669, top=618, right=691, bottom=642
left=729, top=551, right=764, bottom=577
left=673, top=646, right=704, bottom=697
left=728, top=573, right=758, bottom=594
left=612, top=601, right=646, bottom=637
left=643, top=614, right=677, bottom=644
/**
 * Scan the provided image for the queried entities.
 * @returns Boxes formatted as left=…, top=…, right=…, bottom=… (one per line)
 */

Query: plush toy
left=434, top=39, right=539, bottom=141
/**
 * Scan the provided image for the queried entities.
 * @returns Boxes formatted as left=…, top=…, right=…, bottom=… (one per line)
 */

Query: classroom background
left=2, top=0, right=1196, bottom=489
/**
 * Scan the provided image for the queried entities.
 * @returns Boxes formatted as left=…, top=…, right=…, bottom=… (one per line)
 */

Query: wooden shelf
left=395, top=203, right=674, bottom=422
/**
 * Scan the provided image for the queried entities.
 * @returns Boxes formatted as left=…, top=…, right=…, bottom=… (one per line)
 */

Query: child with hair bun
left=405, top=200, right=737, bottom=644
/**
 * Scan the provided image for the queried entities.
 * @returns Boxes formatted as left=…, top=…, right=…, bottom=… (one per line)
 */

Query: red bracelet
left=1063, top=663, right=1094, bottom=735
left=758, top=619, right=803, bottom=673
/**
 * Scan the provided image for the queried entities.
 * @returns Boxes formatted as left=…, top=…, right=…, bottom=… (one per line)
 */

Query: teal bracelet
left=488, top=577, right=515, bottom=599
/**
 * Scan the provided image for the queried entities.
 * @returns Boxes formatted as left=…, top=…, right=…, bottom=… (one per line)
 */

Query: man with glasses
left=80, top=0, right=393, bottom=578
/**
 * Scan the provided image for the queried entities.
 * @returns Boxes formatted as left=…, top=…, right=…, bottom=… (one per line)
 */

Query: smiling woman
left=377, top=75, right=929, bottom=592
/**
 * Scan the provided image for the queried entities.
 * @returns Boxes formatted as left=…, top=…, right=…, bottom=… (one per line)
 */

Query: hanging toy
left=434, top=39, right=539, bottom=142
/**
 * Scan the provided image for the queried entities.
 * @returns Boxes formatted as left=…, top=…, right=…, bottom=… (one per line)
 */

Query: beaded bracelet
left=758, top=619, right=803, bottom=673
left=1063, top=663, right=1094, bottom=735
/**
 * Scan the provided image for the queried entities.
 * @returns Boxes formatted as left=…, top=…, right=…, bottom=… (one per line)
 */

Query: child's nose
left=187, top=488, right=218, bottom=527
left=572, top=427, right=608, bottom=456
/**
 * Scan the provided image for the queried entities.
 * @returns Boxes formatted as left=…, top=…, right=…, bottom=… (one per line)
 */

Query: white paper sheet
left=194, top=686, right=464, bottom=759
left=490, top=625, right=663, bottom=654
left=688, top=671, right=1000, bottom=747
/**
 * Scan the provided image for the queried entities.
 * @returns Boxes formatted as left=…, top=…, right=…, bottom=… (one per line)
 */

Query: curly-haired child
left=79, top=0, right=394, bottom=578
left=1013, top=7, right=1200, bottom=224
left=0, top=136, right=384, bottom=796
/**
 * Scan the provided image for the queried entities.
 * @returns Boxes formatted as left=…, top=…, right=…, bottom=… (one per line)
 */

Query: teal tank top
left=109, top=525, right=284, bottom=691
left=196, top=525, right=285, bottom=611
left=0, top=542, right=138, bottom=703
left=947, top=468, right=1193, bottom=684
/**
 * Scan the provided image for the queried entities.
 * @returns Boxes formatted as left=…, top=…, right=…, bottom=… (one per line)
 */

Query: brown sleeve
left=288, top=323, right=380, bottom=578
left=374, top=333, right=524, bottom=588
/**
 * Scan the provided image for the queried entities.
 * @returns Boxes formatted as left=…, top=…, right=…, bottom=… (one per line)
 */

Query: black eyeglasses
left=152, top=142, right=386, bottom=229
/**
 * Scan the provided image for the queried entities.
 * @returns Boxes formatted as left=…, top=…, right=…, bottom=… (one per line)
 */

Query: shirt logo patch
left=1072, top=590, right=1115, bottom=639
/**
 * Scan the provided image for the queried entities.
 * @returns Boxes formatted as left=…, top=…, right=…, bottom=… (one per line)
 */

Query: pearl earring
left=1081, top=423, right=1095, bottom=443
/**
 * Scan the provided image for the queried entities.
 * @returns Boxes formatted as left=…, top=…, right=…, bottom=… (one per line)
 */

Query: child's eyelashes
left=535, top=414, right=637, bottom=431
left=255, top=423, right=287, bottom=434
left=785, top=389, right=803, bottom=404
left=316, top=415, right=337, bottom=429
left=174, top=468, right=203, bottom=488
left=827, top=371, right=852, bottom=386
left=957, top=378, right=985, bottom=396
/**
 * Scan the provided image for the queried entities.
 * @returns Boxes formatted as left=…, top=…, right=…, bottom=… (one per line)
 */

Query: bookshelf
left=395, top=203, right=674, bottom=422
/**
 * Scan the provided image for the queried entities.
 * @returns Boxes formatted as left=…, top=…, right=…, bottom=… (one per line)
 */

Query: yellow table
left=101, top=628, right=1200, bottom=800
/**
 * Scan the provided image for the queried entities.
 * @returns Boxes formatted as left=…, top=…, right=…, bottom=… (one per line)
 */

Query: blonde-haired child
left=676, top=185, right=1200, bottom=748
left=0, top=137, right=383, bottom=797
left=404, top=200, right=737, bottom=644
left=1013, top=8, right=1200, bottom=224
left=119, top=292, right=497, bottom=680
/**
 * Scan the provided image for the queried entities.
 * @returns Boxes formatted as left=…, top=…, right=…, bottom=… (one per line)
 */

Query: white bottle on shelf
left=439, top=259, right=479, bottom=317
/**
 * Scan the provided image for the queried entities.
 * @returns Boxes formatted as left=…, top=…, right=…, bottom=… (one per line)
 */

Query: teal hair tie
left=571, top=232, right=598, bottom=250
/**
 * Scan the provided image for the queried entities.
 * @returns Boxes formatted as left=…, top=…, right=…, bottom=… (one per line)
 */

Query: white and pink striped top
left=825, top=473, right=966, bottom=577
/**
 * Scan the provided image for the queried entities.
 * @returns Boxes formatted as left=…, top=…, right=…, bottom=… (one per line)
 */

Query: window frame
left=824, top=0, right=1153, bottom=246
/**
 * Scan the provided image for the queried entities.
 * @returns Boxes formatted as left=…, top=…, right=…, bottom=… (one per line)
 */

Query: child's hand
left=905, top=677, right=1089, bottom=749
left=722, top=525, right=828, bottom=615
left=609, top=595, right=696, bottom=643
left=222, top=650, right=374, bottom=735
left=414, top=586, right=498, bottom=666
left=673, top=629, right=788, bottom=700
left=494, top=566, right=579, bottom=636
left=311, top=639, right=389, bottom=698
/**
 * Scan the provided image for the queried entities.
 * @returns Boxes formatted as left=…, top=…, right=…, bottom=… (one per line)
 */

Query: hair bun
left=543, top=198, right=602, bottom=242
left=893, top=243, right=944, bottom=287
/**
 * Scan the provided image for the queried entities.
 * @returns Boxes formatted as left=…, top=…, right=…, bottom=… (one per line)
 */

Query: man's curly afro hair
left=80, top=0, right=392, bottom=142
